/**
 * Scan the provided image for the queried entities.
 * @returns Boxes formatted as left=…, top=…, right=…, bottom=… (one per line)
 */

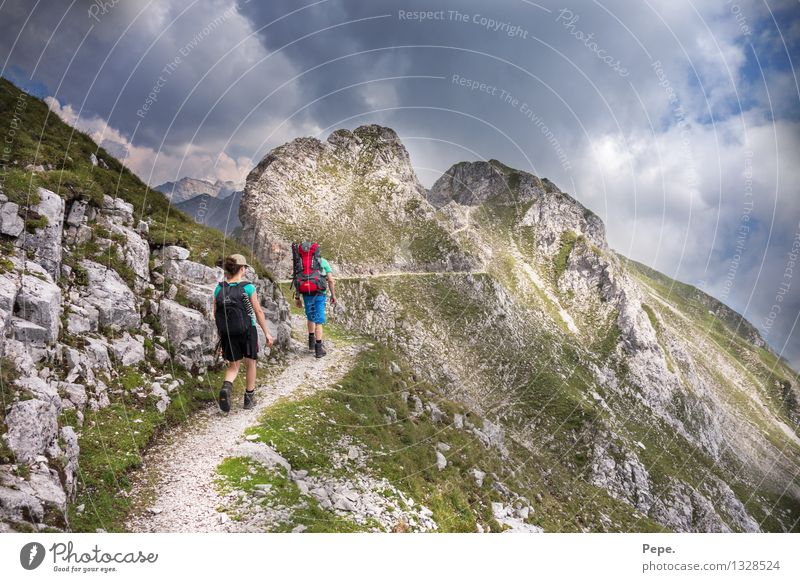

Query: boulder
left=65, top=200, right=87, bottom=227
left=158, top=298, right=213, bottom=354
left=0, top=472, right=46, bottom=525
left=164, top=254, right=222, bottom=286
left=26, top=465, right=68, bottom=528
left=58, top=382, right=88, bottom=411
left=16, top=188, right=65, bottom=279
left=162, top=246, right=190, bottom=261
left=110, top=333, right=146, bottom=366
left=79, top=260, right=140, bottom=330
left=83, top=337, right=111, bottom=370
left=59, top=426, right=80, bottom=497
left=101, top=195, right=134, bottom=226
left=10, top=317, right=50, bottom=346
left=0, top=264, right=22, bottom=349
left=0, top=464, right=58, bottom=527
left=153, top=343, right=170, bottom=365
left=89, top=379, right=111, bottom=410
left=108, top=224, right=150, bottom=289
left=0, top=201, right=24, bottom=237
left=16, top=376, right=63, bottom=413
left=179, top=282, right=216, bottom=317
left=2, top=338, right=35, bottom=371
left=3, top=399, right=59, bottom=463
left=14, top=267, right=61, bottom=344
left=150, top=382, right=170, bottom=414
left=66, top=302, right=100, bottom=334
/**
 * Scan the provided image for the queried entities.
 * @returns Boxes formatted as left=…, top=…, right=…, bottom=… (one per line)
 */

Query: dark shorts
left=220, top=326, right=259, bottom=361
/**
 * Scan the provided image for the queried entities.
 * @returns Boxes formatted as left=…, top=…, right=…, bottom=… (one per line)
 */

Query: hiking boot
left=218, top=381, right=232, bottom=413
left=243, top=390, right=256, bottom=410
left=308, top=333, right=315, bottom=351
left=315, top=340, right=327, bottom=359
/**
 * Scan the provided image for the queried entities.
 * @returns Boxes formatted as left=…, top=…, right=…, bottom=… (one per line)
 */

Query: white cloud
left=45, top=95, right=252, bottom=186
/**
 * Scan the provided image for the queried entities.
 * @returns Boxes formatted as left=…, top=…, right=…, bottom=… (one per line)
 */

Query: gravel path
left=125, top=316, right=362, bottom=532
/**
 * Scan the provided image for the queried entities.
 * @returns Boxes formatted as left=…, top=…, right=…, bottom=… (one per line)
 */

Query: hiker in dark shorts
left=213, top=254, right=274, bottom=412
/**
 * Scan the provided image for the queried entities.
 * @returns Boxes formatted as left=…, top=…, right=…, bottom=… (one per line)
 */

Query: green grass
left=215, top=457, right=365, bottom=532
left=68, top=368, right=218, bottom=532
left=553, top=230, right=578, bottom=282
left=240, top=341, right=663, bottom=532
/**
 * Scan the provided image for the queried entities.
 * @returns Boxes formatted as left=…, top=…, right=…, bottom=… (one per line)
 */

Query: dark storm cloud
left=0, top=0, right=798, bottom=369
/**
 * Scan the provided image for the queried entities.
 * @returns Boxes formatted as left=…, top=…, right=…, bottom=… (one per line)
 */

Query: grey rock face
left=83, top=336, right=112, bottom=370
left=648, top=480, right=731, bottom=533
left=0, top=201, right=24, bottom=237
left=521, top=190, right=606, bottom=255
left=0, top=464, right=68, bottom=529
left=428, top=160, right=538, bottom=208
left=590, top=441, right=653, bottom=514
left=110, top=332, right=146, bottom=366
left=3, top=399, right=59, bottom=463
left=66, top=199, right=88, bottom=227
left=16, top=376, right=63, bottom=413
left=16, top=188, right=65, bottom=279
left=158, top=298, right=213, bottom=356
left=155, top=177, right=238, bottom=204
left=162, top=246, right=222, bottom=285
left=79, top=260, right=140, bottom=330
left=108, top=224, right=150, bottom=290
left=65, top=302, right=100, bottom=335
left=14, top=266, right=61, bottom=344
left=59, top=426, right=80, bottom=497
left=241, top=124, right=472, bottom=275
left=0, top=262, right=21, bottom=347
left=10, top=317, right=50, bottom=346
left=162, top=245, right=190, bottom=261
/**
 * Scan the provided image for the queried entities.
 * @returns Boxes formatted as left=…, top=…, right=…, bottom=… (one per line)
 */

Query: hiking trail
left=125, top=314, right=364, bottom=532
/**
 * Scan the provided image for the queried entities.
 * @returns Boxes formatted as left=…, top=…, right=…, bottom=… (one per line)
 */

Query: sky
left=1, top=0, right=799, bottom=370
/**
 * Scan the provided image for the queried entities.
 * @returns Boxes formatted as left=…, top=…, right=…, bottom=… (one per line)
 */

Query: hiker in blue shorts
left=291, top=242, right=336, bottom=358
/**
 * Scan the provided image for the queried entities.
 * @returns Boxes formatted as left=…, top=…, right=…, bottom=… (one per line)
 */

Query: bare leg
left=315, top=324, right=323, bottom=341
left=224, top=360, right=241, bottom=382
left=245, top=358, right=257, bottom=391
left=307, top=320, right=315, bottom=334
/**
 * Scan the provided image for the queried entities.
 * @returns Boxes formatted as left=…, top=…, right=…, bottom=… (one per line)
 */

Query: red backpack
left=291, top=242, right=328, bottom=295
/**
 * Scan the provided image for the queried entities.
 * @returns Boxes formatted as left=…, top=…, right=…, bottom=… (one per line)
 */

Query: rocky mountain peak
left=429, top=159, right=607, bottom=254
left=241, top=125, right=471, bottom=275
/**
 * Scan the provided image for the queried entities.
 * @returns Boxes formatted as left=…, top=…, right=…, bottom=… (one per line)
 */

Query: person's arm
left=327, top=272, right=336, bottom=304
left=249, top=290, right=274, bottom=347
left=212, top=286, right=221, bottom=355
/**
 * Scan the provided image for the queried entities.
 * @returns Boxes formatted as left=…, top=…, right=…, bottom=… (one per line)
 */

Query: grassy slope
left=624, top=256, right=799, bottom=435
left=226, top=312, right=662, bottom=532
left=326, top=185, right=799, bottom=530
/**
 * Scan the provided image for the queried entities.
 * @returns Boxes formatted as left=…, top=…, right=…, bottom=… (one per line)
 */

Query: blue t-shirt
left=214, top=281, right=256, bottom=325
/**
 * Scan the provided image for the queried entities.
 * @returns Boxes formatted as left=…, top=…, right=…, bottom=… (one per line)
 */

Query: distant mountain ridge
left=154, top=176, right=239, bottom=204
left=175, top=190, right=242, bottom=236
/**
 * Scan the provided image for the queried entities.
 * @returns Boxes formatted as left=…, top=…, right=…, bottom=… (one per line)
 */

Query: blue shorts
left=303, top=294, right=327, bottom=324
